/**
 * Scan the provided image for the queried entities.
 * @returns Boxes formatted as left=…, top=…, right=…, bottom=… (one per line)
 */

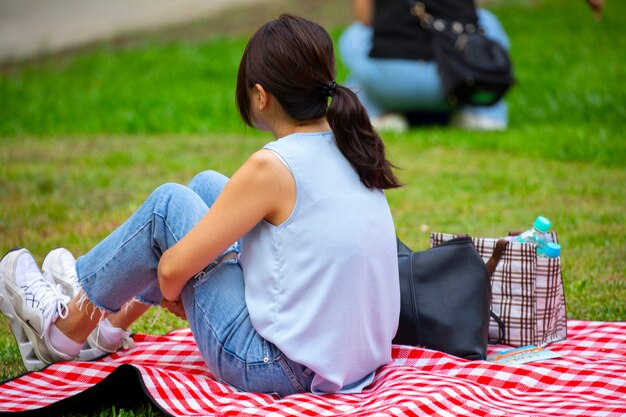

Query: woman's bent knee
left=189, top=170, right=229, bottom=189
left=151, top=182, right=187, bottom=199
left=187, top=171, right=229, bottom=207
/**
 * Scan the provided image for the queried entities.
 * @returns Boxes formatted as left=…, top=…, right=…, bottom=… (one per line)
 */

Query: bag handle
left=489, top=311, right=506, bottom=345
left=485, top=239, right=509, bottom=345
left=485, top=239, right=509, bottom=278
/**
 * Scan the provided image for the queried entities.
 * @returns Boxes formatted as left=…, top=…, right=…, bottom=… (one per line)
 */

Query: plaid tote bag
left=431, top=232, right=567, bottom=347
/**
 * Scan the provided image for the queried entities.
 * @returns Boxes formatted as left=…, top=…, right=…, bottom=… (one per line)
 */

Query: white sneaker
left=0, top=249, right=48, bottom=371
left=450, top=110, right=507, bottom=131
left=371, top=113, right=409, bottom=133
left=42, top=248, right=80, bottom=300
left=1, top=248, right=74, bottom=366
left=41, top=248, right=133, bottom=359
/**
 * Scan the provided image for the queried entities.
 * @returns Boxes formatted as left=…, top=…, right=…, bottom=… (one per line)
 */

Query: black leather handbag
left=408, top=1, right=515, bottom=106
left=393, top=236, right=501, bottom=360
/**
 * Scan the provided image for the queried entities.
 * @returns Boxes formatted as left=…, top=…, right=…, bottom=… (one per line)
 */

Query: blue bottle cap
left=544, top=242, right=561, bottom=258
left=533, top=216, right=551, bottom=233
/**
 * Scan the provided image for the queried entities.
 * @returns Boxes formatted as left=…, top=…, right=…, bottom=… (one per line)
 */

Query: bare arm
left=353, top=0, right=374, bottom=26
left=157, top=150, right=292, bottom=301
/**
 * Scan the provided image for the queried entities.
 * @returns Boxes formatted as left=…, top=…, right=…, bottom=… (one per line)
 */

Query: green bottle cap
left=544, top=242, right=561, bottom=258
left=533, top=216, right=551, bottom=233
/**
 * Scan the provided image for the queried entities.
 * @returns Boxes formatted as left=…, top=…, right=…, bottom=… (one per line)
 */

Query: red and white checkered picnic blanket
left=1, top=320, right=625, bottom=416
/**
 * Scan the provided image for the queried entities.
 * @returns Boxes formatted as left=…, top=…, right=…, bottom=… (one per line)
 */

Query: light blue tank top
left=239, top=132, right=400, bottom=394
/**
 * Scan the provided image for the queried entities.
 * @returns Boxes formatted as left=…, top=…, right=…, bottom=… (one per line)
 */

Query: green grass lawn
left=0, top=0, right=624, bottom=415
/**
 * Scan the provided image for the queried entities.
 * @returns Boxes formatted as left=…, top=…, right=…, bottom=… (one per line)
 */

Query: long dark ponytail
left=326, top=84, right=401, bottom=190
left=236, top=14, right=401, bottom=190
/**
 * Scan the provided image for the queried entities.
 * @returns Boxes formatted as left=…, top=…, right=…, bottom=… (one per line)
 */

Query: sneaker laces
left=22, top=278, right=69, bottom=340
left=53, top=283, right=72, bottom=304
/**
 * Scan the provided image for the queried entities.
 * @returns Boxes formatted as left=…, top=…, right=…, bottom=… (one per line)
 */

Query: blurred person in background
left=338, top=0, right=511, bottom=132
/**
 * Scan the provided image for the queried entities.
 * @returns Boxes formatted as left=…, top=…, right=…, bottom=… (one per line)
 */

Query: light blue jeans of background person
left=339, top=9, right=511, bottom=124
left=74, top=170, right=314, bottom=397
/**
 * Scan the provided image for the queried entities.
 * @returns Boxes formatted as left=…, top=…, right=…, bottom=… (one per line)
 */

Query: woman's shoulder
left=244, top=149, right=286, bottom=172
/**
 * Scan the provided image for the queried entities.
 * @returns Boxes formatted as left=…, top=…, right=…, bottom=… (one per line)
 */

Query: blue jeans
left=339, top=9, right=510, bottom=124
left=75, top=170, right=314, bottom=397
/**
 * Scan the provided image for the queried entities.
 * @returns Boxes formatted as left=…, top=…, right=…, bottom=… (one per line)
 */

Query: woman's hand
left=161, top=298, right=187, bottom=320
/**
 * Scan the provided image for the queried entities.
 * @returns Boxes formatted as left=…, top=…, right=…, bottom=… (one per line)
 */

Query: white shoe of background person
left=1, top=248, right=74, bottom=367
left=450, top=110, right=507, bottom=131
left=42, top=248, right=134, bottom=359
left=371, top=113, right=409, bottom=133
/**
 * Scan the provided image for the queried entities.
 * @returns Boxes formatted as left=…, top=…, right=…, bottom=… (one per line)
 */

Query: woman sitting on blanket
left=0, top=14, right=401, bottom=396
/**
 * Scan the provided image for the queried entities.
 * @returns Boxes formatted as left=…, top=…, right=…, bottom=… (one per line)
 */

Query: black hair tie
left=322, top=80, right=337, bottom=97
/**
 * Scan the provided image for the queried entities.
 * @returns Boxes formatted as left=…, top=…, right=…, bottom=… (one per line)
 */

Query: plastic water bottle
left=541, top=242, right=561, bottom=258
left=517, top=216, right=551, bottom=255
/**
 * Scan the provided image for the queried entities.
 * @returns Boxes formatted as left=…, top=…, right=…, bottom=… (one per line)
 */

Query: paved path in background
left=0, top=0, right=263, bottom=63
